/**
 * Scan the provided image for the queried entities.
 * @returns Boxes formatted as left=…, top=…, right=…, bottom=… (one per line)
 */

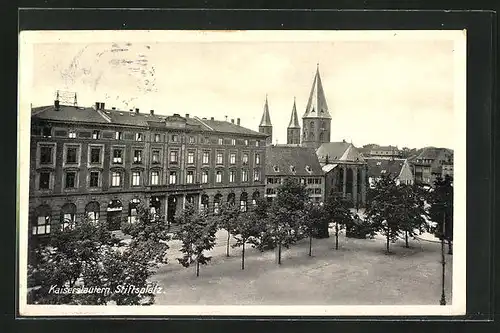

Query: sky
left=29, top=32, right=459, bottom=149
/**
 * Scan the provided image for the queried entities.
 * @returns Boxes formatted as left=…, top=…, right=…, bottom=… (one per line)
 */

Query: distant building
left=366, top=145, right=402, bottom=158
left=365, top=158, right=414, bottom=187
left=316, top=141, right=368, bottom=207
left=410, top=147, right=453, bottom=185
left=264, top=146, right=325, bottom=202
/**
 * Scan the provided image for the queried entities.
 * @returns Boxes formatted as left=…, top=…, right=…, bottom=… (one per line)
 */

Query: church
left=258, top=65, right=368, bottom=207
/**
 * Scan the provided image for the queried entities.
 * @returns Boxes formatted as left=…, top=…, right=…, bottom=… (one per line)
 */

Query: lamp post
left=440, top=209, right=447, bottom=305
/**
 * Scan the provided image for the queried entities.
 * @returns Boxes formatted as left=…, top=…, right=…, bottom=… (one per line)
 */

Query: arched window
left=240, top=192, right=248, bottom=212
left=319, top=132, right=324, bottom=141
left=310, top=121, right=315, bottom=129
left=227, top=192, right=236, bottom=206
left=321, top=121, right=325, bottom=129
left=310, top=132, right=315, bottom=141
left=60, top=202, right=77, bottom=230
left=252, top=191, right=260, bottom=206
left=33, top=204, right=51, bottom=235
left=150, top=196, right=161, bottom=216
left=214, top=194, right=222, bottom=214
left=85, top=201, right=100, bottom=223
left=128, top=198, right=141, bottom=223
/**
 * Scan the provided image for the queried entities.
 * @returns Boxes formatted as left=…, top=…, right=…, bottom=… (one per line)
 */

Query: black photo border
left=3, top=3, right=497, bottom=333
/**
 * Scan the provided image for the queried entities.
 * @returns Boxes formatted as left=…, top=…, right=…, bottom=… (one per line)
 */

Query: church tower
left=302, top=64, right=332, bottom=149
left=259, top=95, right=273, bottom=146
left=287, top=97, right=301, bottom=145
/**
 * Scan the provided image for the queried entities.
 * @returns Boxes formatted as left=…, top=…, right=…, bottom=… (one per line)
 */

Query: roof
left=365, top=158, right=407, bottom=179
left=322, top=164, right=338, bottom=173
left=31, top=104, right=267, bottom=137
left=316, top=141, right=365, bottom=163
left=415, top=147, right=453, bottom=160
left=259, top=96, right=272, bottom=127
left=287, top=98, right=300, bottom=128
left=265, top=145, right=323, bottom=177
left=302, top=65, right=332, bottom=119
left=371, top=145, right=399, bottom=151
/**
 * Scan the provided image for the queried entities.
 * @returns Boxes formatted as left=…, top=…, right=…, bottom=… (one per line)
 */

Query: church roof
left=259, top=95, right=272, bottom=127
left=316, top=141, right=365, bottom=164
left=265, top=145, right=323, bottom=177
left=303, top=65, right=332, bottom=119
left=287, top=98, right=300, bottom=128
left=365, top=158, right=407, bottom=179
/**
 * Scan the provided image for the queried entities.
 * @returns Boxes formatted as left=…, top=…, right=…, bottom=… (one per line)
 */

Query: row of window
left=40, top=145, right=262, bottom=167
left=38, top=168, right=262, bottom=190
left=34, top=126, right=261, bottom=147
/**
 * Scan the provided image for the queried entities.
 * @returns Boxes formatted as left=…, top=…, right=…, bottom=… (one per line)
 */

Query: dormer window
left=290, top=166, right=296, bottom=173
left=68, top=130, right=77, bottom=138
left=305, top=165, right=312, bottom=173
left=273, top=165, right=279, bottom=172
left=381, top=170, right=387, bottom=174
left=376, top=161, right=382, bottom=166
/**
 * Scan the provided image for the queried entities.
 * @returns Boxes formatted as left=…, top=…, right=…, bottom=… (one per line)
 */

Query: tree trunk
left=335, top=223, right=339, bottom=250
left=405, top=231, right=409, bottom=248
left=309, top=235, right=312, bottom=256
left=447, top=239, right=453, bottom=255
left=386, top=227, right=390, bottom=254
left=278, top=242, right=282, bottom=265
left=242, top=242, right=245, bottom=270
left=226, top=230, right=230, bottom=257
left=196, top=258, right=200, bottom=277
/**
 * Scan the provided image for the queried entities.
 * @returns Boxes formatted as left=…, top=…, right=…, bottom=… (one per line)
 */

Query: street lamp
left=440, top=208, right=446, bottom=306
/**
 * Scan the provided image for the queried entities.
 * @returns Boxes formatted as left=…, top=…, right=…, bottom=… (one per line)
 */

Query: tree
left=174, top=203, right=217, bottom=276
left=396, top=184, right=428, bottom=248
left=214, top=202, right=240, bottom=257
left=27, top=207, right=170, bottom=305
left=428, top=175, right=454, bottom=254
left=247, top=197, right=274, bottom=252
left=267, top=177, right=309, bottom=264
left=365, top=175, right=402, bottom=254
left=232, top=211, right=261, bottom=269
left=324, top=193, right=353, bottom=250
left=301, top=201, right=326, bottom=256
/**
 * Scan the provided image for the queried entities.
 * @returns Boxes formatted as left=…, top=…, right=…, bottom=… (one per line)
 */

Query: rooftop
left=265, top=145, right=323, bottom=177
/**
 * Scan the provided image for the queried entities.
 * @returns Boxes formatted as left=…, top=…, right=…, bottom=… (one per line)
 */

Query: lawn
left=151, top=228, right=453, bottom=306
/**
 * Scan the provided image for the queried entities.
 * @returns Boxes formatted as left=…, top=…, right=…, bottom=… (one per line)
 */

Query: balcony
left=147, top=183, right=203, bottom=193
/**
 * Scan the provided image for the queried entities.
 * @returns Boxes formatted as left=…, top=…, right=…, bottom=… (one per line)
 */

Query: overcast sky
left=30, top=33, right=459, bottom=149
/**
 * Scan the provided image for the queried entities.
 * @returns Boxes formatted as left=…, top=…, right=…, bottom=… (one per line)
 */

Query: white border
left=18, top=29, right=467, bottom=317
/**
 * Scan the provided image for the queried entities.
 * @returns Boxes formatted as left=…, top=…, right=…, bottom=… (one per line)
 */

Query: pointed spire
left=303, top=65, right=331, bottom=119
left=259, top=94, right=272, bottom=127
left=288, top=97, right=300, bottom=128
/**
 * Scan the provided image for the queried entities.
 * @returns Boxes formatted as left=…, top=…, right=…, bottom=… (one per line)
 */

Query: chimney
left=225, top=115, right=228, bottom=122
left=202, top=117, right=207, bottom=120
left=100, top=102, right=105, bottom=110
left=237, top=118, right=240, bottom=126
left=111, top=107, right=116, bottom=110
left=135, top=108, right=139, bottom=114
left=54, top=100, right=60, bottom=110
left=185, top=113, right=190, bottom=118
left=231, top=119, right=234, bottom=124
left=95, top=102, right=100, bottom=110
left=210, top=117, right=214, bottom=121
left=150, top=110, right=154, bottom=115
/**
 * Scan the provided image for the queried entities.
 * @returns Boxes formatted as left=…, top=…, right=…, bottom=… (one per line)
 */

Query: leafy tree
left=247, top=197, right=274, bottom=252
left=365, top=175, right=402, bottom=254
left=301, top=201, right=326, bottom=256
left=396, top=184, right=428, bottom=248
left=232, top=211, right=261, bottom=269
left=428, top=175, right=454, bottom=254
left=174, top=203, right=217, bottom=276
left=214, top=202, right=240, bottom=257
left=27, top=207, right=170, bottom=305
left=324, top=193, right=353, bottom=250
left=267, top=177, right=309, bottom=264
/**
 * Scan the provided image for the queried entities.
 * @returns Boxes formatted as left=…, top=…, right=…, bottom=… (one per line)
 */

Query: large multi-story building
left=29, top=99, right=268, bottom=238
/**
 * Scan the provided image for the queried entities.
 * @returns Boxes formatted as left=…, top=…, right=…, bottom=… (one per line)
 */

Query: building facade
left=264, top=146, right=325, bottom=202
left=29, top=100, right=268, bottom=239
left=410, top=147, right=454, bottom=185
